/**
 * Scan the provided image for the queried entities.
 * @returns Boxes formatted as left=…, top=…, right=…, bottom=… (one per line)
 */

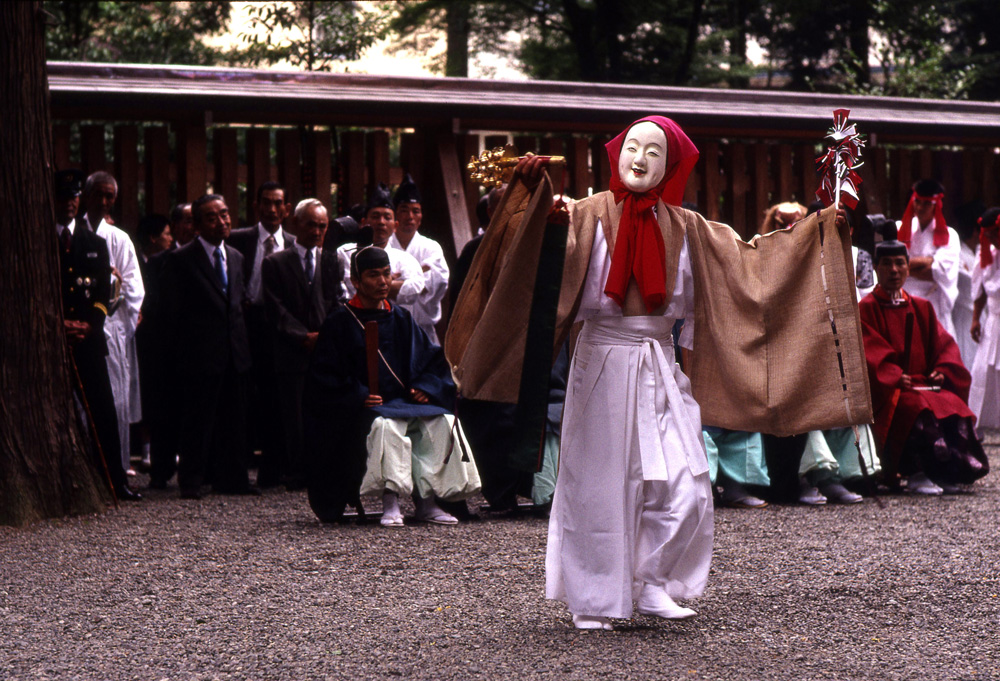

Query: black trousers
left=177, top=364, right=250, bottom=494
left=73, top=344, right=126, bottom=490
left=275, top=371, right=308, bottom=487
left=245, top=306, right=283, bottom=486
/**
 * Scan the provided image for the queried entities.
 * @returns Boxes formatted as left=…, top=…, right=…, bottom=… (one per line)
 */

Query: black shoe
left=115, top=486, right=143, bottom=501
left=180, top=488, right=203, bottom=500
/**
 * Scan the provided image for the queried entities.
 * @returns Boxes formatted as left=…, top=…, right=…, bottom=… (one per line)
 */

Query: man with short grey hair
left=82, top=171, right=145, bottom=480
left=262, top=198, right=342, bottom=488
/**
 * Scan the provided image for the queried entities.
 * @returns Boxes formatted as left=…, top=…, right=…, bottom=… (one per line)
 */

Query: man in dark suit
left=262, top=198, right=342, bottom=489
left=134, top=214, right=175, bottom=488
left=54, top=169, right=140, bottom=501
left=160, top=194, right=256, bottom=499
left=228, top=181, right=295, bottom=488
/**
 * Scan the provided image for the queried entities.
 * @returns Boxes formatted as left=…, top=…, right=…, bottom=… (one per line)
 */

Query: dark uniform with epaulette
left=55, top=169, right=131, bottom=496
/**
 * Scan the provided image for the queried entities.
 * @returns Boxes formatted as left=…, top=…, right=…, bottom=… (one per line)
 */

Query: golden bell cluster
left=467, top=145, right=520, bottom=188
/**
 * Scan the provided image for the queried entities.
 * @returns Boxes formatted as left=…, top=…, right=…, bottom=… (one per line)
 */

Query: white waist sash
left=576, top=316, right=707, bottom=481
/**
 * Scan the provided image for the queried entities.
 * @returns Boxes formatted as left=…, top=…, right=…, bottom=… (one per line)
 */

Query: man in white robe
left=954, top=232, right=979, bottom=369
left=970, top=208, right=1000, bottom=431
left=898, top=179, right=960, bottom=337
left=389, top=175, right=450, bottom=343
left=337, top=182, right=426, bottom=311
left=83, top=171, right=145, bottom=474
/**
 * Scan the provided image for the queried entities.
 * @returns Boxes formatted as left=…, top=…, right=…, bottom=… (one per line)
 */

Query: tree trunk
left=0, top=1, right=108, bottom=526
left=445, top=1, right=470, bottom=78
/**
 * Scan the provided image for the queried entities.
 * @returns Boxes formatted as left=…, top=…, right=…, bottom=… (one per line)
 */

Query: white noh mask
left=617, top=121, right=668, bottom=193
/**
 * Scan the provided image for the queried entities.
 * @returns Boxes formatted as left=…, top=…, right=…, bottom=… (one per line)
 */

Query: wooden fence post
left=113, top=125, right=139, bottom=228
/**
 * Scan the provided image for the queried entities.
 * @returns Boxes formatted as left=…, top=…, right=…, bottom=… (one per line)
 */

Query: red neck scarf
left=348, top=295, right=390, bottom=310
left=898, top=191, right=948, bottom=248
left=603, top=116, right=699, bottom=312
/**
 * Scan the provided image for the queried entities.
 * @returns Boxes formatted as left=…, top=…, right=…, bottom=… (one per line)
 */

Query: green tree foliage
left=393, top=0, right=748, bottom=86
left=941, top=0, right=1000, bottom=101
left=45, top=1, right=233, bottom=64
left=237, top=1, right=390, bottom=71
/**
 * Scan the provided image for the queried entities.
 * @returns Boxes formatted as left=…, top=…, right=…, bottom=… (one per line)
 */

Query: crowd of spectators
left=54, top=166, right=996, bottom=520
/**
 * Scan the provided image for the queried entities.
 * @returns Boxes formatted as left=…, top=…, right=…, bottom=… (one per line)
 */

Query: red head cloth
left=979, top=210, right=1000, bottom=269
left=603, top=116, right=699, bottom=312
left=898, top=186, right=948, bottom=248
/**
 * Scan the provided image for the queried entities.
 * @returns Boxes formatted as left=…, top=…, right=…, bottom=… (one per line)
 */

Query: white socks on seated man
left=380, top=490, right=459, bottom=526
left=413, top=494, right=458, bottom=525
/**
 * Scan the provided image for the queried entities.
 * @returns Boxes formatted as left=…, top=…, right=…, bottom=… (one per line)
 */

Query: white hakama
left=969, top=251, right=1000, bottom=430
left=546, top=317, right=713, bottom=617
left=545, top=225, right=712, bottom=619
left=362, top=415, right=481, bottom=501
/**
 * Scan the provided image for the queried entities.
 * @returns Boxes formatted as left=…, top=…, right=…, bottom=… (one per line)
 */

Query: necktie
left=305, top=249, right=314, bottom=284
left=214, top=246, right=228, bottom=293
left=60, top=228, right=72, bottom=253
left=264, top=235, right=277, bottom=257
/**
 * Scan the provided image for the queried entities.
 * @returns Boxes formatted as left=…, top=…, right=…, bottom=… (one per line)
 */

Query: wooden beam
left=750, top=143, right=771, bottom=232
left=174, top=121, right=207, bottom=205
left=567, top=136, right=590, bottom=199
left=143, top=126, right=170, bottom=217
left=701, top=141, right=721, bottom=221
left=340, top=129, right=365, bottom=215
left=775, top=144, right=793, bottom=204
left=366, top=129, right=391, bottom=187
left=312, top=129, right=333, bottom=213
left=112, top=125, right=139, bottom=229
left=276, top=128, right=303, bottom=204
left=245, top=127, right=271, bottom=225
left=438, top=133, right=472, bottom=258
left=457, top=133, right=481, bottom=230
left=213, top=127, right=239, bottom=219
left=53, top=124, right=72, bottom=170
left=80, top=124, right=105, bottom=178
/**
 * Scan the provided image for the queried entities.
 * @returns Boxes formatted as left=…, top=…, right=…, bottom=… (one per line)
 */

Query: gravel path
left=2, top=436, right=999, bottom=681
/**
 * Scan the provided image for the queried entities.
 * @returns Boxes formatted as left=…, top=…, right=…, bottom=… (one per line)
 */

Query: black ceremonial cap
left=393, top=173, right=422, bottom=209
left=351, top=245, right=390, bottom=280
left=54, top=169, right=84, bottom=199
left=367, top=182, right=393, bottom=214
left=875, top=240, right=908, bottom=263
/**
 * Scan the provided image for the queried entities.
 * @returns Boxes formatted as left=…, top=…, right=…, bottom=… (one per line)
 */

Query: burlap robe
left=445, top=174, right=872, bottom=436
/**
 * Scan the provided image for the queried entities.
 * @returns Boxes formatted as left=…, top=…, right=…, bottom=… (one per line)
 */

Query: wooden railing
left=53, top=120, right=999, bottom=256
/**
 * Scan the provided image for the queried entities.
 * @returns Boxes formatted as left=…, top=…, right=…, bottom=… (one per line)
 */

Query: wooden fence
left=54, top=119, right=1000, bottom=256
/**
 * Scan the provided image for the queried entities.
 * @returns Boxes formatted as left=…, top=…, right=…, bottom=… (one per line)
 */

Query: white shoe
left=636, top=584, right=697, bottom=620
left=380, top=512, right=405, bottom=528
left=908, top=473, right=943, bottom=496
left=414, top=496, right=458, bottom=525
left=798, top=486, right=827, bottom=505
left=572, top=614, right=613, bottom=630
left=818, top=482, right=863, bottom=504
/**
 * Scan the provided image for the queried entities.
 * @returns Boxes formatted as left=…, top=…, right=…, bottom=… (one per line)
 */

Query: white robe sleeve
left=417, top=235, right=450, bottom=313
left=930, top=227, right=961, bottom=305
left=391, top=250, right=426, bottom=307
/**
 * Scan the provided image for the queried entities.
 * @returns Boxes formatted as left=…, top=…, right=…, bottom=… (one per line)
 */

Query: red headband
left=979, top=214, right=1000, bottom=269
left=898, top=190, right=948, bottom=248
left=603, top=116, right=699, bottom=312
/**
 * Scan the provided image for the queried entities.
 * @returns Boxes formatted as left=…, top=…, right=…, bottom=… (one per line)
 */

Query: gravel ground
left=2, top=435, right=999, bottom=681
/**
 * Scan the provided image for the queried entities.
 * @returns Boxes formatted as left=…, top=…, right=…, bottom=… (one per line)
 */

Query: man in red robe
left=859, top=239, right=989, bottom=494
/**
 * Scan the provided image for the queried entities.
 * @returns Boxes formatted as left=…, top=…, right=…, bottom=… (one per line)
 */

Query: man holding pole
left=303, top=245, right=479, bottom=526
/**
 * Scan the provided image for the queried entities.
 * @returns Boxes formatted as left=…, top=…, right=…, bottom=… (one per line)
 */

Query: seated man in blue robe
left=303, top=245, right=480, bottom=526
